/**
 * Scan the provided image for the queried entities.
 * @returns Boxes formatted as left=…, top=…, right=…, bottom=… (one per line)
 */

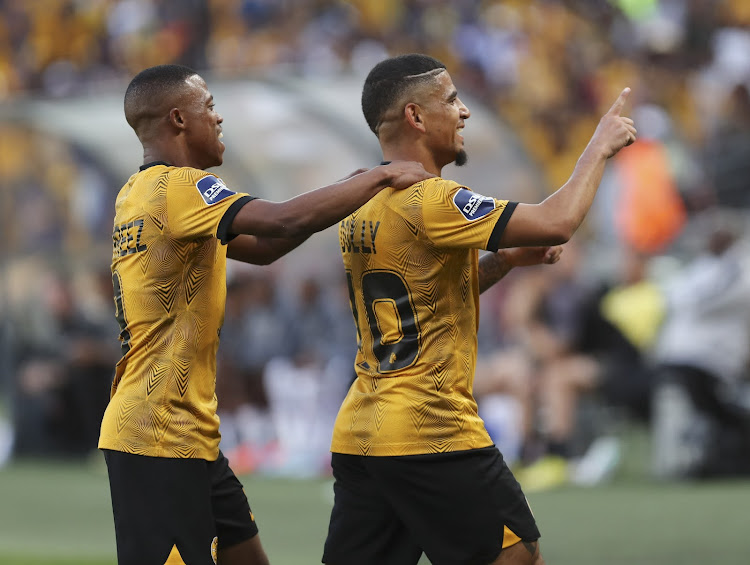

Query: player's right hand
left=338, top=168, right=369, bottom=182
left=380, top=160, right=435, bottom=190
left=591, top=88, right=638, bottom=159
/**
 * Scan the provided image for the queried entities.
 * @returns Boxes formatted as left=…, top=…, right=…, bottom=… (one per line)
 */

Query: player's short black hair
left=362, top=54, right=447, bottom=135
left=124, top=64, right=199, bottom=130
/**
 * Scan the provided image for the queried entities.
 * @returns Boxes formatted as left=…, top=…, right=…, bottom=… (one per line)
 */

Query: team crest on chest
left=452, top=188, right=495, bottom=221
left=196, top=175, right=235, bottom=205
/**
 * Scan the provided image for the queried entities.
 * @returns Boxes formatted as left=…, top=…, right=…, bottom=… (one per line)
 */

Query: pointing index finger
left=608, top=87, right=631, bottom=116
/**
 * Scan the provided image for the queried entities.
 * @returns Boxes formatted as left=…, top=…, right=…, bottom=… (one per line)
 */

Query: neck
left=143, top=149, right=185, bottom=168
left=381, top=145, right=442, bottom=177
left=141, top=135, right=195, bottom=169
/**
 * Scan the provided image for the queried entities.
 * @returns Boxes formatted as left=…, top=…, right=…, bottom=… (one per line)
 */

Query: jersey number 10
left=346, top=270, right=421, bottom=373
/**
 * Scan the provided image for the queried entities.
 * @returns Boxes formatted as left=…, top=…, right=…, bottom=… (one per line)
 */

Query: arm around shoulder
left=226, top=234, right=310, bottom=265
left=229, top=162, right=432, bottom=239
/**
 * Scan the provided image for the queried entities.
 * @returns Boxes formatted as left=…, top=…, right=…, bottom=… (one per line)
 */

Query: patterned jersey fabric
left=99, top=163, right=251, bottom=460
left=331, top=177, right=516, bottom=456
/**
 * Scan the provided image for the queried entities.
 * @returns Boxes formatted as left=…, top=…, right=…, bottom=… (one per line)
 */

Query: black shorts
left=322, top=446, right=540, bottom=565
left=103, top=449, right=258, bottom=565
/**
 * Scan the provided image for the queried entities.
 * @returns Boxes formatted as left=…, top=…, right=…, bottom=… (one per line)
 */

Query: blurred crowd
left=1, top=0, right=750, bottom=486
left=475, top=213, right=750, bottom=490
left=2, top=0, right=750, bottom=206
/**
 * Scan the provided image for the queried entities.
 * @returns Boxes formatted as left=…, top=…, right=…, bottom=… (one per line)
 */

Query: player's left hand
left=502, top=245, right=563, bottom=267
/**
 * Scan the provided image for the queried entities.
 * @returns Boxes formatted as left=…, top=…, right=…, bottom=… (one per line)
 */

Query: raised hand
left=380, top=160, right=435, bottom=190
left=591, top=88, right=638, bottom=159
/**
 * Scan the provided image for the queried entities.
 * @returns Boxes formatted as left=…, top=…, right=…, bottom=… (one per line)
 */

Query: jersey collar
left=139, top=161, right=173, bottom=171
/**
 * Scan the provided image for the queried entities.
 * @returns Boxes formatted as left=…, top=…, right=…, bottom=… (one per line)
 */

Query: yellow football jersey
left=331, top=177, right=517, bottom=456
left=99, top=162, right=252, bottom=460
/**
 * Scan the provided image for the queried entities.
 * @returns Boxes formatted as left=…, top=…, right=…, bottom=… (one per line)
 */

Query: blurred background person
left=10, top=265, right=117, bottom=458
left=651, top=211, right=750, bottom=480
left=476, top=239, right=662, bottom=492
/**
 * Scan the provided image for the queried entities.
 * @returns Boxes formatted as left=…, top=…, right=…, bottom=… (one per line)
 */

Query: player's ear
left=404, top=103, right=426, bottom=133
left=169, top=107, right=186, bottom=130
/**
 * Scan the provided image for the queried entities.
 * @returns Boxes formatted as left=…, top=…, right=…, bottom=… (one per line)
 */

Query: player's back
left=100, top=164, right=248, bottom=460
left=333, top=176, right=514, bottom=456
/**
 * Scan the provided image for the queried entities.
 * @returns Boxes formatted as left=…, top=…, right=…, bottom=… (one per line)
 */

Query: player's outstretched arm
left=498, top=88, right=637, bottom=248
left=229, top=161, right=433, bottom=240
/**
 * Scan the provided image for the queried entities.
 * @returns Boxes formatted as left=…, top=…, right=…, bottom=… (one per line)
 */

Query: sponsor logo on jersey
left=452, top=188, right=495, bottom=221
left=196, top=175, right=236, bottom=205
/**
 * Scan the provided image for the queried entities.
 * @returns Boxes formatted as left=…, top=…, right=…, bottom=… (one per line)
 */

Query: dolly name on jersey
left=340, top=218, right=381, bottom=254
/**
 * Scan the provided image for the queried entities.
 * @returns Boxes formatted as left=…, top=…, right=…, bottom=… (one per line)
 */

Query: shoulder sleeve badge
left=196, top=175, right=236, bottom=205
left=452, top=188, right=496, bottom=221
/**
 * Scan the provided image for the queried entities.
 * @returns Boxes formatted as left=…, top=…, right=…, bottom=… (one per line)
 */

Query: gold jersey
left=331, top=177, right=517, bottom=456
left=98, top=162, right=252, bottom=460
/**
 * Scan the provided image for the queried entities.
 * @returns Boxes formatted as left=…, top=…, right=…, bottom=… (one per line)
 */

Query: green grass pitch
left=0, top=456, right=748, bottom=565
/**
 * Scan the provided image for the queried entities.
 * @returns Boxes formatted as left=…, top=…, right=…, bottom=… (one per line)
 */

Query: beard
left=455, top=149, right=468, bottom=167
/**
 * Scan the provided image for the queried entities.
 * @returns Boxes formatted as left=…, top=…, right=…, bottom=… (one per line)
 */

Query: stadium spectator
left=702, top=83, right=750, bottom=208
left=2, top=0, right=750, bottom=260
left=503, top=241, right=658, bottom=491
left=11, top=267, right=117, bottom=458
left=214, top=270, right=284, bottom=473
left=218, top=273, right=357, bottom=476
left=651, top=211, right=750, bottom=479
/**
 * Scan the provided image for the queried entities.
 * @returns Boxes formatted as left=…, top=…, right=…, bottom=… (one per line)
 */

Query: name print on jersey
left=112, top=218, right=148, bottom=257
left=452, top=188, right=496, bottom=221
left=340, top=218, right=381, bottom=254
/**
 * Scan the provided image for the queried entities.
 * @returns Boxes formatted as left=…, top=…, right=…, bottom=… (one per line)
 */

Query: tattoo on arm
left=478, top=251, right=513, bottom=294
left=522, top=541, right=538, bottom=557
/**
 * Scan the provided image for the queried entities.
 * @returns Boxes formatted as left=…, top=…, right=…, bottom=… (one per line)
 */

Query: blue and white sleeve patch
left=196, top=175, right=236, bottom=205
left=452, top=188, right=496, bottom=221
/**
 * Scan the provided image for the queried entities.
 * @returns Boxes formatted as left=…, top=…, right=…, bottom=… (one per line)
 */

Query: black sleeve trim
left=217, top=195, right=255, bottom=245
left=487, top=201, right=518, bottom=252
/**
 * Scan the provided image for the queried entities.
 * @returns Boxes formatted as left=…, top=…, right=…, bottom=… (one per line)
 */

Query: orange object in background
left=614, top=140, right=687, bottom=254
